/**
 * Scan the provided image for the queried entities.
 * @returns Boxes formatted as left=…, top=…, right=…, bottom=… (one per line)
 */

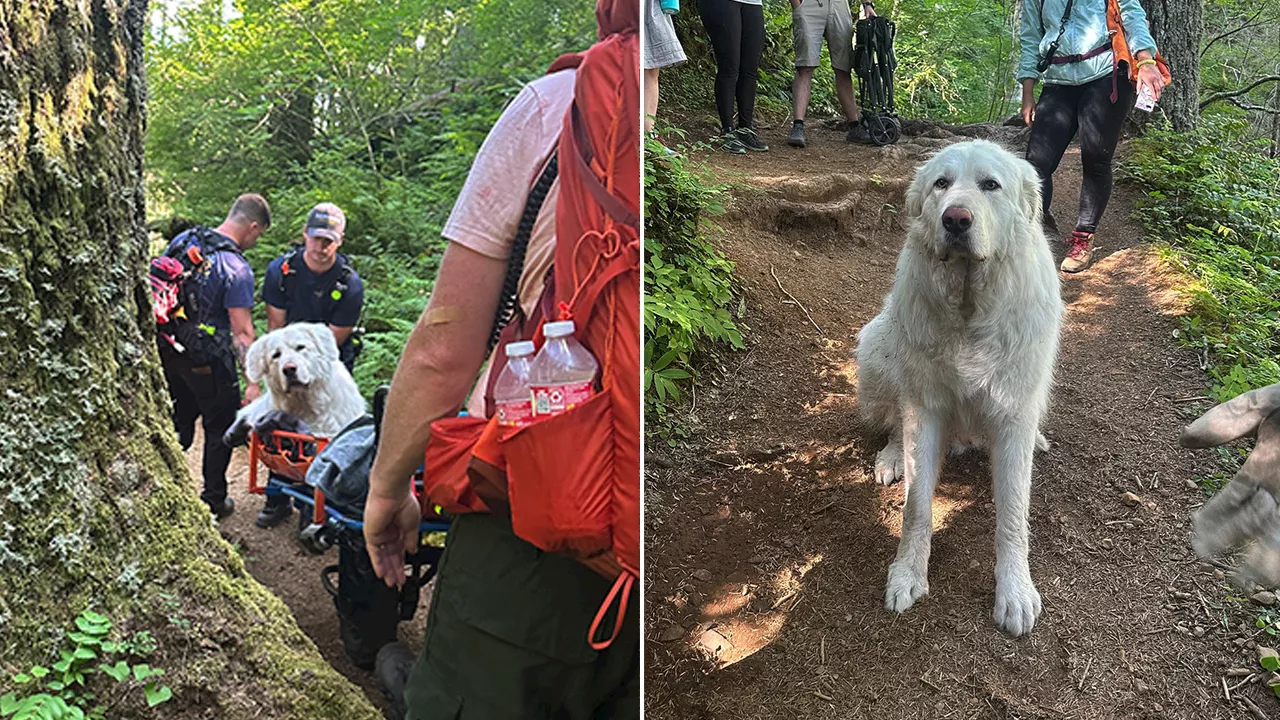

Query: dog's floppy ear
left=244, top=336, right=268, bottom=383
left=905, top=169, right=927, bottom=219
left=1016, top=158, right=1044, bottom=225
left=305, top=323, right=340, bottom=362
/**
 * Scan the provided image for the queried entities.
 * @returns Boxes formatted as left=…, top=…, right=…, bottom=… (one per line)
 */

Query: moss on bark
left=0, top=1, right=381, bottom=717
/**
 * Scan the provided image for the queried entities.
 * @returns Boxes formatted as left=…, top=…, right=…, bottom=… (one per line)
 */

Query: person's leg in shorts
left=403, top=512, right=640, bottom=720
left=826, top=0, right=870, bottom=143
left=788, top=0, right=827, bottom=146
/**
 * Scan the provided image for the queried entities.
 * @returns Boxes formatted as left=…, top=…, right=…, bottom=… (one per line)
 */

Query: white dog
left=226, top=323, right=366, bottom=442
left=855, top=140, right=1064, bottom=636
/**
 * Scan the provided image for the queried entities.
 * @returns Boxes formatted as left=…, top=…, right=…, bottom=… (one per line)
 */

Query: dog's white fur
left=229, top=323, right=366, bottom=439
left=856, top=140, right=1064, bottom=636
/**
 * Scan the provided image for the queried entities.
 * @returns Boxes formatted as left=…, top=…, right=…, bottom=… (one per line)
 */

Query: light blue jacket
left=1018, top=0, right=1157, bottom=86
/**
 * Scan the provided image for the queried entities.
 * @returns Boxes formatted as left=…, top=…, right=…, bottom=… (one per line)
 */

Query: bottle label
left=496, top=398, right=534, bottom=428
left=530, top=380, right=593, bottom=417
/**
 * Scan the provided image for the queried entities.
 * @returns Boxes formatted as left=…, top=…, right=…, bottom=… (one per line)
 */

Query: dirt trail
left=183, top=432, right=430, bottom=718
left=645, top=120, right=1279, bottom=719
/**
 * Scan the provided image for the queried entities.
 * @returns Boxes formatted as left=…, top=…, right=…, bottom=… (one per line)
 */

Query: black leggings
left=1025, top=68, right=1133, bottom=234
left=697, top=0, right=765, bottom=133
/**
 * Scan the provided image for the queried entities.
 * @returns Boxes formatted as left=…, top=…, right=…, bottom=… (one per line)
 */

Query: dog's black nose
left=942, top=207, right=973, bottom=234
left=282, top=364, right=298, bottom=379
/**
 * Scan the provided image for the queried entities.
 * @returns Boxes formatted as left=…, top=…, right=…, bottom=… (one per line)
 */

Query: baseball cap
left=304, top=202, right=346, bottom=242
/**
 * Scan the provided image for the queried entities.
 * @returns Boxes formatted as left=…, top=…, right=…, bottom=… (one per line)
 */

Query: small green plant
left=1, top=610, right=173, bottom=719
left=643, top=130, right=745, bottom=441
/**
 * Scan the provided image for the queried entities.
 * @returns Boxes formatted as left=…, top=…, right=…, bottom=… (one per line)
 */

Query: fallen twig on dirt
left=1173, top=395, right=1212, bottom=403
left=919, top=675, right=944, bottom=693
left=811, top=501, right=836, bottom=515
left=1241, top=695, right=1268, bottom=720
left=1222, top=676, right=1231, bottom=701
left=1225, top=674, right=1255, bottom=694
left=770, top=265, right=824, bottom=337
left=1078, top=658, right=1092, bottom=690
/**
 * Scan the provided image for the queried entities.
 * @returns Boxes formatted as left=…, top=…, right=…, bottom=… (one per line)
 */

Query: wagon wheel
left=864, top=115, right=898, bottom=147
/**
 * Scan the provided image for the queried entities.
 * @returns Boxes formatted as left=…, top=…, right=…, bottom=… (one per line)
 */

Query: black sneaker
left=256, top=496, right=293, bottom=528
left=208, top=497, right=235, bottom=520
left=846, top=120, right=873, bottom=145
left=735, top=127, right=769, bottom=152
left=787, top=122, right=807, bottom=148
left=718, top=132, right=747, bottom=154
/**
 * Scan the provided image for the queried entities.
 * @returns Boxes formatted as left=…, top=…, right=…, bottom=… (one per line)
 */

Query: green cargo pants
left=404, top=512, right=640, bottom=719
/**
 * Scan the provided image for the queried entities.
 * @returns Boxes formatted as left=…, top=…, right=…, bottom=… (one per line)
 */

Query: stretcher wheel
left=299, top=522, right=334, bottom=554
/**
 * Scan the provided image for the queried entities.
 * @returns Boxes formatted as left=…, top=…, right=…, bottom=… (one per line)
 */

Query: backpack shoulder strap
left=278, top=244, right=306, bottom=297
left=486, top=151, right=559, bottom=355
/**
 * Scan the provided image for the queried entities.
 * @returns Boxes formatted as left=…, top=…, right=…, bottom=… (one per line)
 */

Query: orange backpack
left=1106, top=0, right=1172, bottom=99
left=421, top=0, right=640, bottom=650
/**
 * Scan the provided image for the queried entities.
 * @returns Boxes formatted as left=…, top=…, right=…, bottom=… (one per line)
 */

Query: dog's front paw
left=993, top=571, right=1042, bottom=636
left=884, top=558, right=929, bottom=612
left=875, top=441, right=905, bottom=485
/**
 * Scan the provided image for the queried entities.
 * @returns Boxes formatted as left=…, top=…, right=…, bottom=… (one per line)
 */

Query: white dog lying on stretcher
left=223, top=323, right=366, bottom=446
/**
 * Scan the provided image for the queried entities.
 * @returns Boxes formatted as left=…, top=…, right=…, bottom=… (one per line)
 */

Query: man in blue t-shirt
left=255, top=202, right=365, bottom=527
left=158, top=193, right=271, bottom=519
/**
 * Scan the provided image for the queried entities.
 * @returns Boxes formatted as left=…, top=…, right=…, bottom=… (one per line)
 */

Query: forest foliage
left=145, top=0, right=597, bottom=394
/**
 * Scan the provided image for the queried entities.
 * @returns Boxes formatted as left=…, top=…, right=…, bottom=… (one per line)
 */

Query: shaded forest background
left=145, top=0, right=598, bottom=395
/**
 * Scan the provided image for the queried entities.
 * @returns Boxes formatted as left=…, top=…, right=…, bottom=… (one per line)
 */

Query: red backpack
left=421, top=0, right=640, bottom=650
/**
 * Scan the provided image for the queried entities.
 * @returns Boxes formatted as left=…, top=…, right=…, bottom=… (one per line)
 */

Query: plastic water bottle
left=493, top=341, right=536, bottom=428
left=528, top=321, right=599, bottom=418
left=660, top=0, right=679, bottom=14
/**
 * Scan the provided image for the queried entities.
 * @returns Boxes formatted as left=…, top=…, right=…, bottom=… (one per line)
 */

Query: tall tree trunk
left=1142, top=0, right=1203, bottom=131
left=0, top=2, right=379, bottom=718
left=270, top=83, right=316, bottom=167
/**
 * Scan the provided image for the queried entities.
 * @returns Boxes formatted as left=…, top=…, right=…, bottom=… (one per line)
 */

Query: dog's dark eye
left=934, top=177, right=949, bottom=190
left=295, top=345, right=306, bottom=351
left=980, top=179, right=1001, bottom=191
left=271, top=350, right=281, bottom=360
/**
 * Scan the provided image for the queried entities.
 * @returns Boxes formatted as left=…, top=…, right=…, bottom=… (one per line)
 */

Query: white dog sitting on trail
left=225, top=323, right=366, bottom=444
left=855, top=140, right=1064, bottom=636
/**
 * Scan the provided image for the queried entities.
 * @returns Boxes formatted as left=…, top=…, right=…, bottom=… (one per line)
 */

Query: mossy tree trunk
left=1141, top=0, right=1202, bottom=131
left=0, top=1, right=379, bottom=717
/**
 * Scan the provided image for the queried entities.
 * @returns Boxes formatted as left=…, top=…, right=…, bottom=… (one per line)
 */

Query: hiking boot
left=1060, top=231, right=1095, bottom=273
left=256, top=495, right=293, bottom=528
left=846, top=120, right=873, bottom=145
left=207, top=497, right=235, bottom=520
left=735, top=127, right=769, bottom=152
left=787, top=121, right=807, bottom=148
left=718, top=132, right=747, bottom=154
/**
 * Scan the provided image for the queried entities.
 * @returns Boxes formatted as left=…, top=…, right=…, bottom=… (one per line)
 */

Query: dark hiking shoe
left=208, top=497, right=235, bottom=520
left=736, top=127, right=769, bottom=152
left=376, top=641, right=417, bottom=720
left=718, top=132, right=748, bottom=154
left=846, top=120, right=873, bottom=144
left=256, top=496, right=293, bottom=528
left=1060, top=231, right=1096, bottom=273
left=787, top=121, right=807, bottom=148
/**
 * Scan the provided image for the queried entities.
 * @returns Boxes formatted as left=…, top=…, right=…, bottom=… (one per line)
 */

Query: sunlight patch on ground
left=878, top=482, right=978, bottom=537
left=692, top=553, right=826, bottom=669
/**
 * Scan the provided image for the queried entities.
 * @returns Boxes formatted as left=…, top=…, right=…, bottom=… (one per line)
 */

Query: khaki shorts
left=792, top=0, right=854, bottom=71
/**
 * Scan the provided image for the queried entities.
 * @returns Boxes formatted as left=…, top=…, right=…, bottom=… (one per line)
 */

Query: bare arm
left=228, top=306, right=260, bottom=402
left=266, top=304, right=287, bottom=332
left=228, top=306, right=256, bottom=369
left=328, top=325, right=354, bottom=346
left=368, top=242, right=506, bottom=501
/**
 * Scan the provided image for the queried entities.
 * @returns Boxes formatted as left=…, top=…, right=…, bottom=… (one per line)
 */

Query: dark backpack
left=277, top=244, right=364, bottom=367
left=151, top=226, right=242, bottom=368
